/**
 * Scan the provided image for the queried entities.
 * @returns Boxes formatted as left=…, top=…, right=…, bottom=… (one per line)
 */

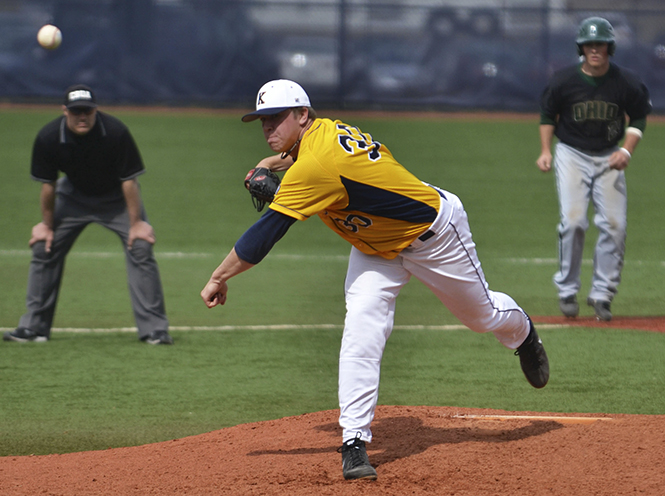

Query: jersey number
left=333, top=214, right=373, bottom=233
left=336, top=124, right=381, bottom=161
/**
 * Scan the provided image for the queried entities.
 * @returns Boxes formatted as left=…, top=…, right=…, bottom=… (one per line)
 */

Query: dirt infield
left=533, top=315, right=665, bottom=333
left=2, top=317, right=664, bottom=495
left=1, top=404, right=664, bottom=495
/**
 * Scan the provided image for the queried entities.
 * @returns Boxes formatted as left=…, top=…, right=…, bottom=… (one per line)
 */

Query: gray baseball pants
left=552, top=142, right=627, bottom=302
left=17, top=177, right=169, bottom=338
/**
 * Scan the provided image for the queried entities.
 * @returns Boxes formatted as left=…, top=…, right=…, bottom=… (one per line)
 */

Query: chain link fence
left=1, top=0, right=663, bottom=111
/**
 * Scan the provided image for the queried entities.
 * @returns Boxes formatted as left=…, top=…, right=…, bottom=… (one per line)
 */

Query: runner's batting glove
left=244, top=167, right=281, bottom=212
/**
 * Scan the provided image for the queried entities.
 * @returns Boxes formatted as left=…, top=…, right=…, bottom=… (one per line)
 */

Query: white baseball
left=37, top=24, right=62, bottom=50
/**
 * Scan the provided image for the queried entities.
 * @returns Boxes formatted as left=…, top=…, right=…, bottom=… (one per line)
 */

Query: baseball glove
left=244, top=167, right=281, bottom=212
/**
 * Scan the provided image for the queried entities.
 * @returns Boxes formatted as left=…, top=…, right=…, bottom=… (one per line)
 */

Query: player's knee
left=560, top=216, right=588, bottom=235
left=31, top=241, right=49, bottom=260
left=561, top=208, right=587, bottom=229
left=128, top=239, right=153, bottom=261
left=602, top=215, right=627, bottom=234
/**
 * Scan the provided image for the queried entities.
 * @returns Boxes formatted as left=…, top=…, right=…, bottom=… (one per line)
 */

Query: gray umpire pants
left=18, top=177, right=169, bottom=339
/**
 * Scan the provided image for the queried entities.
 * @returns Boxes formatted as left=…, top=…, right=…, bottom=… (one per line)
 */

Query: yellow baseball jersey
left=269, top=118, right=441, bottom=259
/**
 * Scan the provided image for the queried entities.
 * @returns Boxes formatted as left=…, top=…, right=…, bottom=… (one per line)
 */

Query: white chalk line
left=452, top=414, right=613, bottom=424
left=2, top=250, right=663, bottom=266
left=0, top=324, right=570, bottom=334
left=0, top=250, right=349, bottom=261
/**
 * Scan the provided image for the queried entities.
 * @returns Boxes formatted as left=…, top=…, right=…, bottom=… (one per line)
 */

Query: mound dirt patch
left=1, top=405, right=664, bottom=495
left=533, top=315, right=665, bottom=332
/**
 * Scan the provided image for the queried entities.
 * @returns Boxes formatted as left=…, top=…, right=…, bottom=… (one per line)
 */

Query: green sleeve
left=540, top=112, right=556, bottom=126
left=628, top=117, right=647, bottom=133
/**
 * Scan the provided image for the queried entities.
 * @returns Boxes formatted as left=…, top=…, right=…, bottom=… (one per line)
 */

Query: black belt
left=570, top=144, right=610, bottom=156
left=418, top=187, right=446, bottom=242
left=418, top=230, right=435, bottom=242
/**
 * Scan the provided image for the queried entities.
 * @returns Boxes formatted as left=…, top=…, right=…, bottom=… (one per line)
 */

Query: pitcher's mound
left=2, top=405, right=665, bottom=495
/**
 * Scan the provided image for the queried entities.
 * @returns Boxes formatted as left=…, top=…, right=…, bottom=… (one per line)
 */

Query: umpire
left=3, top=84, right=172, bottom=344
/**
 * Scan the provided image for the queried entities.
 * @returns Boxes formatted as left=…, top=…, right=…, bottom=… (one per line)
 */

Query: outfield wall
left=1, top=0, right=664, bottom=112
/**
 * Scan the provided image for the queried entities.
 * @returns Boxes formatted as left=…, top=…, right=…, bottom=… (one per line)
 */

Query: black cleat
left=141, top=330, right=174, bottom=345
left=338, top=434, right=377, bottom=480
left=559, top=295, right=579, bottom=318
left=515, top=322, right=549, bottom=388
left=3, top=328, right=48, bottom=342
left=587, top=298, right=612, bottom=322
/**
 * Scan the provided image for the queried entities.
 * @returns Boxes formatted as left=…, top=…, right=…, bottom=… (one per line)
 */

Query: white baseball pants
left=338, top=190, right=530, bottom=443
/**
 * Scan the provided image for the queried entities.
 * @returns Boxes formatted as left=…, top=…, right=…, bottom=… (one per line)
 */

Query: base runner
left=536, top=17, right=651, bottom=321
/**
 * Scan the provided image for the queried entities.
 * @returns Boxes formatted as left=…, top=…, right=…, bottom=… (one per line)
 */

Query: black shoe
left=141, top=330, right=174, bottom=345
left=338, top=434, right=377, bottom=480
left=587, top=298, right=612, bottom=322
left=3, top=328, right=49, bottom=342
left=559, top=295, right=579, bottom=318
left=514, top=322, right=549, bottom=389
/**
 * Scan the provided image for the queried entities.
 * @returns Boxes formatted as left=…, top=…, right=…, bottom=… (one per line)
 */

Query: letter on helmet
left=576, top=17, right=616, bottom=56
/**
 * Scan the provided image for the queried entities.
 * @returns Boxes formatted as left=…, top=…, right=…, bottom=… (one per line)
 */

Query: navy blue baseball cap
left=242, top=79, right=311, bottom=122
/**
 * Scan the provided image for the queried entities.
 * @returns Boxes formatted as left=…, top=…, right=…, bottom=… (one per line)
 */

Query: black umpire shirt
left=31, top=111, right=145, bottom=197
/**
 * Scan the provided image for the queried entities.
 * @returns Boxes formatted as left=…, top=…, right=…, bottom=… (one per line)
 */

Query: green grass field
left=1, top=108, right=664, bottom=456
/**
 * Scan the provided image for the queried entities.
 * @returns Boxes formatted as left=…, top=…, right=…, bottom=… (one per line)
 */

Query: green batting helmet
left=576, top=17, right=616, bottom=56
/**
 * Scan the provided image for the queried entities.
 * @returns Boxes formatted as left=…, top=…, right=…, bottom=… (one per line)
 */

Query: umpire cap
left=242, top=80, right=311, bottom=122
left=64, top=84, right=98, bottom=109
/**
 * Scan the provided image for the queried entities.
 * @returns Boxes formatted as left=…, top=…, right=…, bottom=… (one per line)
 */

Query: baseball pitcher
left=202, top=79, right=549, bottom=481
